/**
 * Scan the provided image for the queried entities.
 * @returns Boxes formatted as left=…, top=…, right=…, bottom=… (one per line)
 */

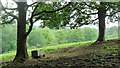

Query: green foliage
left=35, top=2, right=119, bottom=28
left=27, top=28, right=47, bottom=48
left=2, top=24, right=16, bottom=53
left=83, top=27, right=98, bottom=41
left=66, top=29, right=85, bottom=43
left=1, top=25, right=118, bottom=53
left=40, top=27, right=57, bottom=45
left=55, top=29, right=68, bottom=44
left=105, top=26, right=118, bottom=39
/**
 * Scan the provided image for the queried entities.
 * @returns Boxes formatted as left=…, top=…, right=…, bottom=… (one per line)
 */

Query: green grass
left=0, top=52, right=16, bottom=61
left=0, top=41, right=94, bottom=61
left=30, top=40, right=93, bottom=52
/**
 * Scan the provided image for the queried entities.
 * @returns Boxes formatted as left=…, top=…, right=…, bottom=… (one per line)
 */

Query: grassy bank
left=1, top=39, right=119, bottom=68
left=0, top=40, right=93, bottom=61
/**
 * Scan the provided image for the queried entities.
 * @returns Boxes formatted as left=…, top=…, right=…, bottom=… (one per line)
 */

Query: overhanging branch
left=25, top=2, right=40, bottom=37
left=87, top=12, right=98, bottom=15
left=33, top=2, right=71, bottom=16
left=8, top=17, right=16, bottom=23
left=27, top=2, right=38, bottom=7
left=0, top=1, right=18, bottom=20
left=6, top=17, right=16, bottom=24
left=4, top=7, right=17, bottom=10
left=78, top=22, right=89, bottom=27
left=34, top=17, right=49, bottom=22
left=0, top=16, right=16, bottom=24
left=78, top=17, right=98, bottom=26
left=106, top=11, right=119, bottom=17
left=74, top=8, right=98, bottom=15
left=84, top=3, right=93, bottom=8
left=91, top=17, right=98, bottom=23
left=25, top=2, right=71, bottom=37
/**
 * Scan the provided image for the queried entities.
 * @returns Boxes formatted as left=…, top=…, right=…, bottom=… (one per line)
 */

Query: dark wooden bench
left=31, top=50, right=45, bottom=59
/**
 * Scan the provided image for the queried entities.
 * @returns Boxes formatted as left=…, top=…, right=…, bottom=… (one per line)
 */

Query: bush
left=83, top=27, right=97, bottom=41
left=40, top=27, right=58, bottom=45
left=66, top=29, right=85, bottom=43
left=27, top=28, right=47, bottom=48
left=105, top=26, right=118, bottom=39
left=55, top=29, right=68, bottom=44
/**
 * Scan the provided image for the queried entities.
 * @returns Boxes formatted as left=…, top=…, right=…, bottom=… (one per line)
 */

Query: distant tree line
left=1, top=25, right=118, bottom=53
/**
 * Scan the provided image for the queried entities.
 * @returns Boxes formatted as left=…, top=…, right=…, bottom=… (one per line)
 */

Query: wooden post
left=31, top=50, right=38, bottom=59
left=31, top=50, right=45, bottom=59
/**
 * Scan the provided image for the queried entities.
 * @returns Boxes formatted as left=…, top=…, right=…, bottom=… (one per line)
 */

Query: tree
left=0, top=1, right=71, bottom=62
left=96, top=2, right=106, bottom=42
left=96, top=2, right=119, bottom=42
left=1, top=1, right=29, bottom=62
left=13, top=1, right=29, bottom=62
left=71, top=2, right=119, bottom=42
left=118, top=5, right=120, bottom=60
left=43, top=2, right=119, bottom=42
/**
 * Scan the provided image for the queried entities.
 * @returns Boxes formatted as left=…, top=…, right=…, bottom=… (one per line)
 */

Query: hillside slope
left=2, top=39, right=120, bottom=68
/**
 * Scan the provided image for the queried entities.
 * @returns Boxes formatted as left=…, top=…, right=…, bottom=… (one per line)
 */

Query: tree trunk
left=13, top=2, right=28, bottom=62
left=118, top=6, right=120, bottom=60
left=96, top=2, right=106, bottom=42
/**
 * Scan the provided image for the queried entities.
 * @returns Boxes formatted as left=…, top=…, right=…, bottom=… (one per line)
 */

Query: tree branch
left=0, top=1, right=18, bottom=20
left=74, top=8, right=98, bottom=15
left=78, top=17, right=98, bottom=26
left=86, top=12, right=98, bottom=15
left=27, top=2, right=38, bottom=7
left=25, top=2, right=40, bottom=37
left=33, top=2, right=71, bottom=16
left=106, top=6, right=110, bottom=11
left=34, top=17, right=49, bottom=22
left=84, top=3, right=93, bottom=8
left=91, top=17, right=98, bottom=23
left=6, top=17, right=16, bottom=24
left=0, top=16, right=16, bottom=25
left=106, top=11, right=119, bottom=17
left=8, top=17, right=16, bottom=23
left=78, top=22, right=89, bottom=27
left=4, top=7, right=17, bottom=10
left=25, top=2, right=71, bottom=37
